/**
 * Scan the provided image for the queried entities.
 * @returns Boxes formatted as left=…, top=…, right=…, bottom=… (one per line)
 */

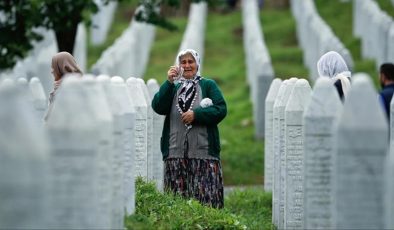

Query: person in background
left=378, top=63, right=394, bottom=120
left=151, top=49, right=227, bottom=208
left=44, top=51, right=83, bottom=121
left=317, top=51, right=352, bottom=101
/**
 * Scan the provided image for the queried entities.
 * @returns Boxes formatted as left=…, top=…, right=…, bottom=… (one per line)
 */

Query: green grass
left=126, top=178, right=274, bottom=229
left=260, top=8, right=308, bottom=80
left=225, top=189, right=273, bottom=230
left=376, top=0, right=394, bottom=17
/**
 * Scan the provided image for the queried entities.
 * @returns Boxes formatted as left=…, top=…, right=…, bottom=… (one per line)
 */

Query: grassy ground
left=125, top=178, right=272, bottom=229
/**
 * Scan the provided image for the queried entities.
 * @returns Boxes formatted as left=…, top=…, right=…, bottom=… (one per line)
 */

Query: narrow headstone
left=16, top=78, right=43, bottom=125
left=284, top=79, right=312, bottom=229
left=272, top=80, right=287, bottom=226
left=264, top=78, right=282, bottom=192
left=147, top=78, right=165, bottom=191
left=334, top=74, right=388, bottom=229
left=303, top=77, right=342, bottom=229
left=135, top=78, right=154, bottom=182
left=46, top=77, right=102, bottom=229
left=29, top=77, right=48, bottom=120
left=273, top=77, right=297, bottom=228
left=81, top=76, right=115, bottom=229
left=111, top=76, right=136, bottom=214
left=0, top=83, right=50, bottom=229
left=97, top=75, right=126, bottom=226
left=126, top=77, right=148, bottom=178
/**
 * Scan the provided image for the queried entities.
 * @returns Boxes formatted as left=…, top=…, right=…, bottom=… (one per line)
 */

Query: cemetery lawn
left=125, top=178, right=272, bottom=230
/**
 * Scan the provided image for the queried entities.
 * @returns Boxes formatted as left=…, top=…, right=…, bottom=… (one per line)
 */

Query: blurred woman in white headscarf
left=152, top=49, right=227, bottom=208
left=317, top=51, right=351, bottom=101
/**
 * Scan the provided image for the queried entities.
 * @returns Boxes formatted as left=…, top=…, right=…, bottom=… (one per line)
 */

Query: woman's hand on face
left=167, top=66, right=179, bottom=83
left=181, top=110, right=194, bottom=125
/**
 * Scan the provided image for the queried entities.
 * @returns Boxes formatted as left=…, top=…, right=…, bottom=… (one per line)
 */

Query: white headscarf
left=175, top=49, right=201, bottom=77
left=317, top=51, right=351, bottom=97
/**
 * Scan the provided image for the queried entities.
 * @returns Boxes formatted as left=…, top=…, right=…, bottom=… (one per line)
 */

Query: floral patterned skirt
left=164, top=158, right=224, bottom=209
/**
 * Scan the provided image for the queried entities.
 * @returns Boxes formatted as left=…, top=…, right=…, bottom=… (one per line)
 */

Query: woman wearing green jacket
left=151, top=49, right=227, bottom=208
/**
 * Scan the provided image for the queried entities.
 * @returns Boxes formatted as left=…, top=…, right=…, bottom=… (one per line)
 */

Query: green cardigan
left=151, top=78, right=227, bottom=160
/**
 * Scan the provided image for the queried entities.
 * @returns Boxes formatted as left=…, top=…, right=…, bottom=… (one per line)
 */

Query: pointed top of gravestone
left=110, top=76, right=136, bottom=115
left=97, top=74, right=111, bottom=83
left=111, top=76, right=124, bottom=84
left=304, top=77, right=342, bottom=118
left=266, top=78, right=282, bottom=103
left=29, top=77, right=47, bottom=110
left=286, top=78, right=312, bottom=112
left=273, top=80, right=288, bottom=109
left=17, top=77, right=28, bottom=86
left=146, top=78, right=158, bottom=86
left=277, top=78, right=298, bottom=108
left=339, top=73, right=388, bottom=130
left=46, top=76, right=96, bottom=128
left=146, top=78, right=159, bottom=99
left=1, top=78, right=15, bottom=89
left=125, top=77, right=147, bottom=107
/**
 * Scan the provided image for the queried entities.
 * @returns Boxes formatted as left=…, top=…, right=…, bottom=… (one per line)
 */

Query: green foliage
left=125, top=178, right=248, bottom=229
left=225, top=189, right=273, bottom=230
left=375, top=0, right=394, bottom=18
left=0, top=0, right=42, bottom=69
left=260, top=7, right=308, bottom=80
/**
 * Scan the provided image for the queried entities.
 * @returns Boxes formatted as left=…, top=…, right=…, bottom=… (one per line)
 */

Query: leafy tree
left=0, top=0, right=209, bottom=70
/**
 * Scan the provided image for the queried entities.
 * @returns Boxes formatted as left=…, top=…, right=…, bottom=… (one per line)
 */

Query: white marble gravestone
left=334, top=74, right=388, bottom=229
left=303, top=77, right=342, bottom=229
left=264, top=78, right=282, bottom=192
left=29, top=77, right=48, bottom=120
left=126, top=77, right=148, bottom=178
left=45, top=76, right=103, bottom=229
left=81, top=76, right=115, bottom=229
left=273, top=77, right=297, bottom=228
left=0, top=83, right=50, bottom=229
left=16, top=78, right=43, bottom=126
left=147, top=78, right=165, bottom=191
left=73, top=23, right=87, bottom=72
left=284, top=79, right=311, bottom=229
left=387, top=87, right=394, bottom=229
left=272, top=80, right=287, bottom=226
left=135, top=78, right=154, bottom=182
left=111, top=76, right=136, bottom=214
left=97, top=75, right=127, bottom=226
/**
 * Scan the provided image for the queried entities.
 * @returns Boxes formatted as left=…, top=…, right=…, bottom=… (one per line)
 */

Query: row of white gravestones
left=177, top=1, right=207, bottom=71
left=91, top=0, right=118, bottom=46
left=73, top=23, right=87, bottom=72
left=0, top=81, right=50, bottom=229
left=241, top=0, right=274, bottom=139
left=147, top=79, right=165, bottom=191
left=1, top=23, right=87, bottom=97
left=91, top=6, right=155, bottom=79
left=3, top=28, right=58, bottom=98
left=289, top=0, right=353, bottom=82
left=0, top=75, right=165, bottom=229
left=266, top=74, right=390, bottom=229
left=353, top=0, right=394, bottom=70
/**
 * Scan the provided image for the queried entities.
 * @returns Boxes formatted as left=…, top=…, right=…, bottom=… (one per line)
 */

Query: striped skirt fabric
left=164, top=158, right=224, bottom=209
